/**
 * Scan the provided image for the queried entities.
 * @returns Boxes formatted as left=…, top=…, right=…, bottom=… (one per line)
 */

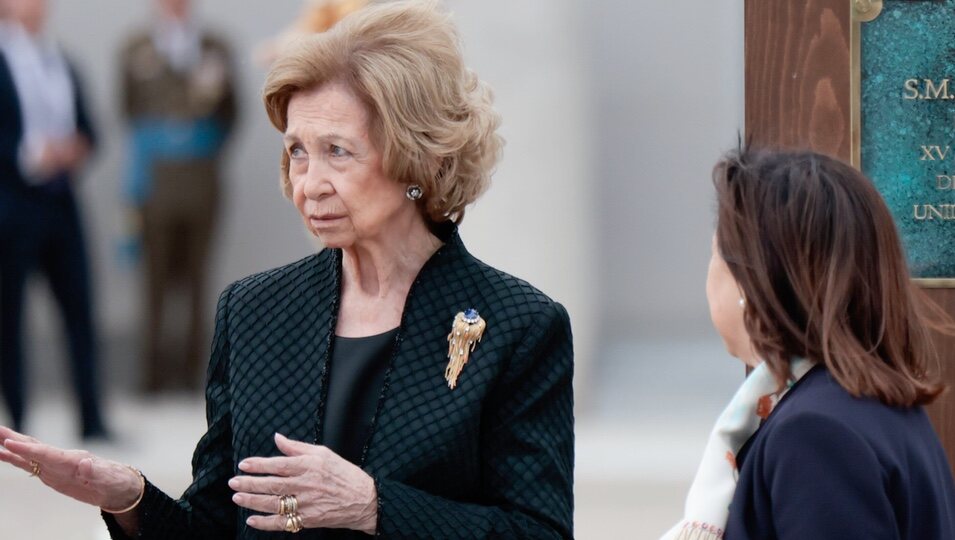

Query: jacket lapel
left=230, top=249, right=340, bottom=460
left=360, top=231, right=491, bottom=477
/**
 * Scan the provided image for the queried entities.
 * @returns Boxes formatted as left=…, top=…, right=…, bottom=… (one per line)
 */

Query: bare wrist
left=102, top=466, right=145, bottom=515
left=357, top=476, right=378, bottom=534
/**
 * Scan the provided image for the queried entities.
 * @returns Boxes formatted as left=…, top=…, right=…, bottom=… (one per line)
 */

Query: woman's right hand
left=0, top=426, right=144, bottom=513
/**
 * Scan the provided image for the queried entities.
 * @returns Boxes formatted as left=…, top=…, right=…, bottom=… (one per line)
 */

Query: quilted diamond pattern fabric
left=103, top=226, right=574, bottom=539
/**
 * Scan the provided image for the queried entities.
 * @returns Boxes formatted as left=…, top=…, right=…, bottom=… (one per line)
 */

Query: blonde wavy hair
left=263, top=0, right=503, bottom=224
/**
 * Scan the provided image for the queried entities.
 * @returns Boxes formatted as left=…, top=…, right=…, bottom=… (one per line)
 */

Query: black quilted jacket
left=104, top=227, right=574, bottom=539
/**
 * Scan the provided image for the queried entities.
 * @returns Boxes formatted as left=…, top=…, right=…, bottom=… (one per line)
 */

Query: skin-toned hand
left=33, top=141, right=62, bottom=178
left=30, top=135, right=90, bottom=179
left=0, top=426, right=144, bottom=530
left=229, top=433, right=378, bottom=534
left=58, top=134, right=92, bottom=172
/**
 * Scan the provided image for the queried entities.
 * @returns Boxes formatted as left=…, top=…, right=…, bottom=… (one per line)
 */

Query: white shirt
left=152, top=18, right=201, bottom=72
left=0, top=21, right=76, bottom=182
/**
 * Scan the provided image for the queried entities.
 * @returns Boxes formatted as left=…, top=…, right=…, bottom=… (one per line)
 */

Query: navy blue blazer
left=726, top=366, right=955, bottom=539
left=0, top=48, right=96, bottom=200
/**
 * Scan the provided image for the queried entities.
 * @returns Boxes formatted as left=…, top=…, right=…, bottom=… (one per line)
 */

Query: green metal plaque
left=860, top=0, right=955, bottom=285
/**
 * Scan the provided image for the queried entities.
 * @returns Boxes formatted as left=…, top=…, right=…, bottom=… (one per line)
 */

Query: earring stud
left=738, top=297, right=746, bottom=308
left=406, top=184, right=423, bottom=201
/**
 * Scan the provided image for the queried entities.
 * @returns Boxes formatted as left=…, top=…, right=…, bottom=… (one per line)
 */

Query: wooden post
left=923, top=291, right=955, bottom=474
left=745, top=0, right=852, bottom=161
left=745, top=0, right=955, bottom=474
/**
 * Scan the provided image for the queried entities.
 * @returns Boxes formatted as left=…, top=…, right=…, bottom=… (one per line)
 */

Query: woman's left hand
left=229, top=433, right=377, bottom=534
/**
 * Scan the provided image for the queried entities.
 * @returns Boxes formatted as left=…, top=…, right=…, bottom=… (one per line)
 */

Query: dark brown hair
left=714, top=147, right=949, bottom=407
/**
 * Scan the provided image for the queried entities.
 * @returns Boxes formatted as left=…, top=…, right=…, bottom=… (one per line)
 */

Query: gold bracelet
left=101, top=466, right=146, bottom=515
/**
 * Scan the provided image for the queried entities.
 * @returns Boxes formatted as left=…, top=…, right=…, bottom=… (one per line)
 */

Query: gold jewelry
left=101, top=467, right=146, bottom=514
left=279, top=494, right=298, bottom=516
left=284, top=513, right=304, bottom=533
left=445, top=309, right=486, bottom=389
left=29, top=460, right=41, bottom=478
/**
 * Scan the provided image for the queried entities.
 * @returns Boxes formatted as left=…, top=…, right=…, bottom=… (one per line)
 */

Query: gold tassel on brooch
left=445, top=309, right=486, bottom=389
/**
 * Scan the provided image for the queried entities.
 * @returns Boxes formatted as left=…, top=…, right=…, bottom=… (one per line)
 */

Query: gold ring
left=278, top=494, right=298, bottom=516
left=284, top=513, right=304, bottom=533
left=29, top=460, right=41, bottom=478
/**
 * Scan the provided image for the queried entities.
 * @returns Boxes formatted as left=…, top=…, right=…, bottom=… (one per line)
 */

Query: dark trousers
left=0, top=186, right=105, bottom=435
left=141, top=161, right=219, bottom=392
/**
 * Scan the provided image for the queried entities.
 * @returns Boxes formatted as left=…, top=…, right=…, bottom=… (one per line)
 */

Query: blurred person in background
left=119, top=0, right=237, bottom=392
left=663, top=148, right=955, bottom=540
left=0, top=2, right=574, bottom=538
left=0, top=0, right=109, bottom=440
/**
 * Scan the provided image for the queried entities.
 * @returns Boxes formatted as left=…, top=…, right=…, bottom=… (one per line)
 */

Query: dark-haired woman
left=663, top=149, right=955, bottom=540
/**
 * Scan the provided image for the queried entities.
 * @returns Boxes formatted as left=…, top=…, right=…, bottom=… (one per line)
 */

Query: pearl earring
left=738, top=297, right=746, bottom=308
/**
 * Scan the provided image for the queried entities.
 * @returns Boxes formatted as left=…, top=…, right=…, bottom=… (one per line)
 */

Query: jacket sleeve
left=103, top=286, right=238, bottom=540
left=763, top=412, right=899, bottom=540
left=375, top=302, right=575, bottom=539
left=69, top=61, right=97, bottom=150
left=0, top=54, right=18, bottom=174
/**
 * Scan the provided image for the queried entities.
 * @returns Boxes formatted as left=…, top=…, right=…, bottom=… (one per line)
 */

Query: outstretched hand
left=229, top=433, right=378, bottom=534
left=0, top=426, right=143, bottom=513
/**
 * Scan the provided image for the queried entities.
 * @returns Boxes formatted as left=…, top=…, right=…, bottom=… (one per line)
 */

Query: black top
left=103, top=224, right=574, bottom=539
left=323, top=329, right=398, bottom=465
left=726, top=366, right=955, bottom=539
left=319, top=329, right=397, bottom=539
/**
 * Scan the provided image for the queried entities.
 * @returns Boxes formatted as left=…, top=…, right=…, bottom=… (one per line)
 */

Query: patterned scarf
left=660, top=358, right=814, bottom=540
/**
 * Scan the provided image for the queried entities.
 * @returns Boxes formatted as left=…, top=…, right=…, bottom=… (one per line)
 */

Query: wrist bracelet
left=102, top=467, right=146, bottom=515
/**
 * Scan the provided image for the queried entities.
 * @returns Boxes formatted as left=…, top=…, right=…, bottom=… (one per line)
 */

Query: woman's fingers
left=232, top=493, right=310, bottom=531
left=0, top=435, right=136, bottom=511
left=229, top=475, right=287, bottom=496
left=0, top=429, right=53, bottom=475
left=238, top=455, right=304, bottom=476
left=3, top=440, right=92, bottom=486
left=245, top=513, right=295, bottom=532
left=0, top=425, right=38, bottom=445
left=0, top=445, right=33, bottom=472
left=274, top=433, right=324, bottom=457
left=234, top=445, right=375, bottom=532
left=231, top=492, right=283, bottom=515
left=3, top=440, right=70, bottom=467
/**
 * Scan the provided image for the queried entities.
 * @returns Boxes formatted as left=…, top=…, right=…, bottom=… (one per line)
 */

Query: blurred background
left=0, top=0, right=745, bottom=537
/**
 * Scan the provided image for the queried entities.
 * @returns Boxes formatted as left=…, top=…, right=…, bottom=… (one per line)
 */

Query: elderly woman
left=0, top=2, right=574, bottom=539
left=664, top=148, right=955, bottom=539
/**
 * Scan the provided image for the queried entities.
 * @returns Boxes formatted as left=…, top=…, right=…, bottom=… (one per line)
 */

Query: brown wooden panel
left=745, top=0, right=852, bottom=161
left=926, top=289, right=955, bottom=474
